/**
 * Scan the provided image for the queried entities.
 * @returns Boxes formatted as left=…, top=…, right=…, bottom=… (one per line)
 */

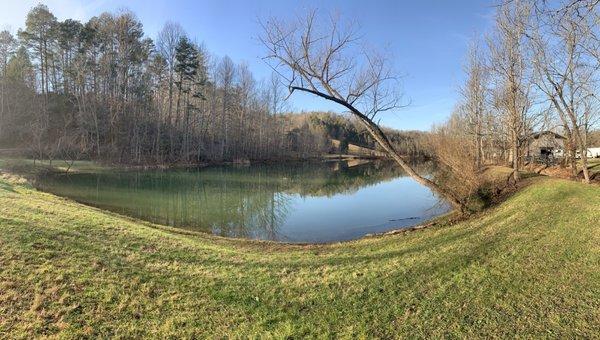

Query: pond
left=35, top=160, right=450, bottom=243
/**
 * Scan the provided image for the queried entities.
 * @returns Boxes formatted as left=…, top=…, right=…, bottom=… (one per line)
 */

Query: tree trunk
left=580, top=146, right=590, bottom=183
left=569, top=144, right=577, bottom=178
left=511, top=128, right=520, bottom=182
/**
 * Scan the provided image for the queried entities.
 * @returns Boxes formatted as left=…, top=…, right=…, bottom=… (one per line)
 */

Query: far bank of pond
left=34, top=160, right=449, bottom=243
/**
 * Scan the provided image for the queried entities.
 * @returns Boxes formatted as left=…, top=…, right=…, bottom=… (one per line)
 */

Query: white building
left=577, top=147, right=600, bottom=159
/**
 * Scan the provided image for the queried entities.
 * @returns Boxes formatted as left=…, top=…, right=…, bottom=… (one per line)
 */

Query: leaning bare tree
left=259, top=10, right=465, bottom=211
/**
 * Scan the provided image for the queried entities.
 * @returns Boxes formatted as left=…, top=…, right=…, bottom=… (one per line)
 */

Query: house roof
left=529, top=131, right=566, bottom=140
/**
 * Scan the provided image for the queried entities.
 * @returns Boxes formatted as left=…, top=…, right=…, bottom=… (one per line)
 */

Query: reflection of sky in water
left=36, top=161, right=450, bottom=243
left=279, top=177, right=448, bottom=243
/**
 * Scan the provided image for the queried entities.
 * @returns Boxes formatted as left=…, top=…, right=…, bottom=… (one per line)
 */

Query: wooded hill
left=0, top=5, right=426, bottom=165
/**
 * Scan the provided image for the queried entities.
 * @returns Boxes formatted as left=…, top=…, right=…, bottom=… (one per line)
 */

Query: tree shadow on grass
left=0, top=181, right=16, bottom=192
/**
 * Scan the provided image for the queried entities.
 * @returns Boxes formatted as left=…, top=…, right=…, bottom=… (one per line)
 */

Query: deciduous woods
left=437, top=0, right=600, bottom=185
left=528, top=1, right=599, bottom=183
left=0, top=5, right=428, bottom=166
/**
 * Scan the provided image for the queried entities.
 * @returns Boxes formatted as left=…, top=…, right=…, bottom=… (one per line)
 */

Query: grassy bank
left=0, top=158, right=111, bottom=176
left=0, top=174, right=599, bottom=338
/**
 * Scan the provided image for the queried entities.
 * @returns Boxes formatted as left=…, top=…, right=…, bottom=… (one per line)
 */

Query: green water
left=35, top=161, right=449, bottom=243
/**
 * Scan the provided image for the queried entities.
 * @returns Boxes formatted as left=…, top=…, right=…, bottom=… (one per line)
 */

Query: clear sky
left=1, top=0, right=496, bottom=131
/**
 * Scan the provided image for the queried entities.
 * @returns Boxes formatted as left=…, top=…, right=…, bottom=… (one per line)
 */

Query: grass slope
left=0, top=175, right=599, bottom=338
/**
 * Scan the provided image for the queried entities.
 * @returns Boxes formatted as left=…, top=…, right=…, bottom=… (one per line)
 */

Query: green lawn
left=0, top=173, right=599, bottom=338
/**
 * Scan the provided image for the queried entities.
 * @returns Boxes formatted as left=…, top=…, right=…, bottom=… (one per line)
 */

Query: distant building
left=589, top=147, right=600, bottom=158
left=577, top=147, right=600, bottom=159
left=525, top=131, right=566, bottom=161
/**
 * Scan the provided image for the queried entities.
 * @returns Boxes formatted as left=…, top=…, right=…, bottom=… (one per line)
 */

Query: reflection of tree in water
left=248, top=192, right=294, bottom=240
left=36, top=160, right=433, bottom=240
left=206, top=175, right=294, bottom=240
left=284, top=160, right=431, bottom=197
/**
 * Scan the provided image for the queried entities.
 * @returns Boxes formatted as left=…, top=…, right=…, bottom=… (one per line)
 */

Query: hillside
left=0, top=174, right=598, bottom=338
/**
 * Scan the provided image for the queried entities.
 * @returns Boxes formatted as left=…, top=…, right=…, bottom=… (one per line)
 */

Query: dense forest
left=0, top=5, right=426, bottom=165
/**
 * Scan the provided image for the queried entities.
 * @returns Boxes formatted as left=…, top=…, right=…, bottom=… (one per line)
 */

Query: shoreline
left=1, top=160, right=446, bottom=246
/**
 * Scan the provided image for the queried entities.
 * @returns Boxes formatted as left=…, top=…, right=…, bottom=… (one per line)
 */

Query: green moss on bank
left=0, top=174, right=598, bottom=338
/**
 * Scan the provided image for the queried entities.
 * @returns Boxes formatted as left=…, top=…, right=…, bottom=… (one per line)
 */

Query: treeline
left=0, top=5, right=424, bottom=165
left=432, top=0, right=600, bottom=189
left=0, top=5, right=303, bottom=164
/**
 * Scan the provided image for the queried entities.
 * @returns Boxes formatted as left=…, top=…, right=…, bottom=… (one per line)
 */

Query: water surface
left=36, top=161, right=449, bottom=243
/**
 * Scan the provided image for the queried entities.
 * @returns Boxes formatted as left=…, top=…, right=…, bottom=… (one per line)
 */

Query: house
left=525, top=131, right=566, bottom=161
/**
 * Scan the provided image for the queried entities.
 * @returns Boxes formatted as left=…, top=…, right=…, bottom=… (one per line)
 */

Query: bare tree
left=459, top=40, right=489, bottom=169
left=488, top=0, right=534, bottom=181
left=268, top=72, right=289, bottom=156
left=157, top=22, right=185, bottom=158
left=269, top=71, right=288, bottom=115
left=259, top=10, right=465, bottom=211
left=217, top=56, right=236, bottom=160
left=236, top=62, right=255, bottom=158
left=529, top=2, right=598, bottom=183
left=429, top=111, right=484, bottom=201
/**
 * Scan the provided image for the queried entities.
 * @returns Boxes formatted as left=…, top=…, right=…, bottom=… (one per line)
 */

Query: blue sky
left=1, top=0, right=496, bottom=131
